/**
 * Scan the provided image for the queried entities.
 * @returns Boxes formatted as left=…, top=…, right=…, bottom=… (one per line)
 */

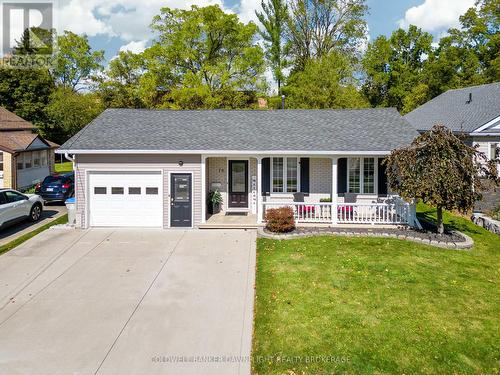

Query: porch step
left=198, top=223, right=263, bottom=230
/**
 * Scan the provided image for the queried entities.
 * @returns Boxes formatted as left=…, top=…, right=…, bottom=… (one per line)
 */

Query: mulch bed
left=286, top=225, right=466, bottom=243
left=260, top=218, right=474, bottom=249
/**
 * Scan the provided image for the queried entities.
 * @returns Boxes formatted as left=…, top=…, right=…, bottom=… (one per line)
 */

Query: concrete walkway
left=0, top=203, right=67, bottom=247
left=0, top=228, right=256, bottom=374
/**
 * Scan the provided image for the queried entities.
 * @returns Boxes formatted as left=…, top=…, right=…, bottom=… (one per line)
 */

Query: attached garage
left=88, top=171, right=163, bottom=227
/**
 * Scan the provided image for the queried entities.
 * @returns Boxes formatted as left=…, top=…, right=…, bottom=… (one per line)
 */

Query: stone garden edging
left=471, top=213, right=500, bottom=235
left=257, top=227, right=474, bottom=250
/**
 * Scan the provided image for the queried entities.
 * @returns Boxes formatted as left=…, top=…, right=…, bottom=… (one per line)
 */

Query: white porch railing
left=337, top=201, right=411, bottom=224
left=262, top=198, right=415, bottom=226
left=263, top=202, right=333, bottom=223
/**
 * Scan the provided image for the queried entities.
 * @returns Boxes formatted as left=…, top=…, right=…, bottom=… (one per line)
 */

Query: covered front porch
left=200, top=155, right=416, bottom=228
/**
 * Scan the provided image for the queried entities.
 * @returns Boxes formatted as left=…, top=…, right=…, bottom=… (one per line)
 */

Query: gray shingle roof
left=59, top=108, right=418, bottom=153
left=404, top=82, right=500, bottom=133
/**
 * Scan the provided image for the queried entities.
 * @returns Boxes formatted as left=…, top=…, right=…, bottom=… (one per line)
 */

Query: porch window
left=272, top=157, right=299, bottom=193
left=363, top=158, right=375, bottom=194
left=272, top=158, right=283, bottom=192
left=348, top=158, right=361, bottom=193
left=348, top=157, right=376, bottom=194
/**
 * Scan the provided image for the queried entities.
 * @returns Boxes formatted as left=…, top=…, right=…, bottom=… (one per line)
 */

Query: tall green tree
left=284, top=52, right=368, bottom=108
left=256, top=0, right=288, bottom=94
left=362, top=25, right=433, bottom=113
left=286, top=0, right=368, bottom=71
left=426, top=0, right=499, bottom=94
left=45, top=88, right=104, bottom=143
left=98, top=51, right=146, bottom=108
left=0, top=27, right=55, bottom=135
left=385, top=125, right=498, bottom=234
left=52, top=31, right=104, bottom=90
left=147, top=5, right=265, bottom=108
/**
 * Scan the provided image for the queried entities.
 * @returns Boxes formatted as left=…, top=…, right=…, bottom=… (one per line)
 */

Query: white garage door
left=89, top=171, right=163, bottom=227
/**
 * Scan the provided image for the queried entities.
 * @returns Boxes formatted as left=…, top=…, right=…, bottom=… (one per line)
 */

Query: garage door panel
left=89, top=172, right=163, bottom=227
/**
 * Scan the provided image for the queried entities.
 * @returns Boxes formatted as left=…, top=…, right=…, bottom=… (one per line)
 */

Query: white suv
left=0, top=189, right=44, bottom=229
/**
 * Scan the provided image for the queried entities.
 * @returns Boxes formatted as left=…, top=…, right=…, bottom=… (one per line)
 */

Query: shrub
left=265, top=207, right=295, bottom=233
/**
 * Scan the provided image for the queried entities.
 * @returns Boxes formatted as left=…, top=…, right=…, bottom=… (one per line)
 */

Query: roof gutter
left=64, top=153, right=75, bottom=162
left=470, top=133, right=500, bottom=137
left=56, top=149, right=393, bottom=156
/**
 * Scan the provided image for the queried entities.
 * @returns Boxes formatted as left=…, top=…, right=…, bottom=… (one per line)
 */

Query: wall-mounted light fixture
left=178, top=161, right=184, bottom=166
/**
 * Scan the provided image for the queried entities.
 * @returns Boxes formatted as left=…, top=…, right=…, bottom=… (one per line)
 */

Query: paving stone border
left=258, top=226, right=474, bottom=250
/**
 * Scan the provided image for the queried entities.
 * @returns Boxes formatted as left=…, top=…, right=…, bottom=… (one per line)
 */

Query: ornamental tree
left=385, top=125, right=498, bottom=234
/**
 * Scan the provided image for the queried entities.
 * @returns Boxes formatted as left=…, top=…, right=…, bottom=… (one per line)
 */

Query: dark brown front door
left=228, top=160, right=248, bottom=208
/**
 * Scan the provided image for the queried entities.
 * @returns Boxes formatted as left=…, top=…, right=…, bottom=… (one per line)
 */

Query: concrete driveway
left=0, top=228, right=256, bottom=375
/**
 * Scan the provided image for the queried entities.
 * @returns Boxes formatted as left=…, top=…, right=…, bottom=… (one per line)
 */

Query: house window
left=272, top=157, right=299, bottom=193
left=24, top=152, right=32, bottom=169
left=348, top=157, right=377, bottom=194
left=286, top=158, right=298, bottom=193
left=348, top=158, right=361, bottom=193
left=272, top=157, right=284, bottom=192
left=363, top=158, right=375, bottom=194
left=0, top=153, right=3, bottom=172
left=41, top=150, right=47, bottom=166
left=17, top=154, right=24, bottom=170
left=94, top=187, right=107, bottom=194
left=33, top=151, right=40, bottom=168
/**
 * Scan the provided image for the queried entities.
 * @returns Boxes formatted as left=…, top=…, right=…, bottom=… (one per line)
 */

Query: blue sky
left=56, top=0, right=474, bottom=61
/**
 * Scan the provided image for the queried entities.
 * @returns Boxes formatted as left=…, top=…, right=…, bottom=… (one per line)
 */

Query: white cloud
left=56, top=0, right=229, bottom=41
left=238, top=0, right=262, bottom=24
left=398, top=0, right=475, bottom=32
left=119, top=40, right=148, bottom=54
left=58, top=0, right=114, bottom=37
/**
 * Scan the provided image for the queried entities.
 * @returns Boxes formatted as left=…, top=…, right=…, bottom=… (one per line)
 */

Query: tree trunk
left=436, top=205, right=444, bottom=235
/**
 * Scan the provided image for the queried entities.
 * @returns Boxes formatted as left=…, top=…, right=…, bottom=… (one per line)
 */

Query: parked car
left=35, top=172, right=75, bottom=203
left=0, top=189, right=44, bottom=229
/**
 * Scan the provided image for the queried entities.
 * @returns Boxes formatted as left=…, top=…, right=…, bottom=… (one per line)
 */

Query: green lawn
left=54, top=162, right=73, bottom=174
left=252, top=205, right=499, bottom=374
left=0, top=214, right=68, bottom=256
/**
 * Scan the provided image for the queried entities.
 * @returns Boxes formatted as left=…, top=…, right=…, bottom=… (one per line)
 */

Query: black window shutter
left=337, top=158, right=347, bottom=194
left=262, top=157, right=270, bottom=196
left=300, top=158, right=310, bottom=194
left=378, top=158, right=388, bottom=195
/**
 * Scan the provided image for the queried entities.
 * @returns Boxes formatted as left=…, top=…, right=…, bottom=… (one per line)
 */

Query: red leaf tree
left=385, top=125, right=499, bottom=234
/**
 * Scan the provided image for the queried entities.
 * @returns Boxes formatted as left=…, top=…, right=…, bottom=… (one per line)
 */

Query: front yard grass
left=54, top=162, right=73, bottom=174
left=252, top=205, right=499, bottom=374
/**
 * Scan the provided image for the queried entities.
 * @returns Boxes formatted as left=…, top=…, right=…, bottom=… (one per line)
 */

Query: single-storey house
left=57, top=108, right=420, bottom=229
left=0, top=107, right=57, bottom=190
left=405, top=82, right=500, bottom=167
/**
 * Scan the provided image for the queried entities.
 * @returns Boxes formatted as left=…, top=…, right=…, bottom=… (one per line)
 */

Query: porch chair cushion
left=293, top=192, right=315, bottom=215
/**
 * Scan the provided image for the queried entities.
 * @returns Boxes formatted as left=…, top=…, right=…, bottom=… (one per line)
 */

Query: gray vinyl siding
left=74, top=154, right=202, bottom=228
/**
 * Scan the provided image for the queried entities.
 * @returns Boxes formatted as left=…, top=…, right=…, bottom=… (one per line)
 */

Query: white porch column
left=257, top=157, right=263, bottom=223
left=331, top=157, right=338, bottom=225
left=201, top=155, right=207, bottom=223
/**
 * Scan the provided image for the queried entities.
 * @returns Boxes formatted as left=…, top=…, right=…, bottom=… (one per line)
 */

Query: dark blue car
left=35, top=172, right=75, bottom=203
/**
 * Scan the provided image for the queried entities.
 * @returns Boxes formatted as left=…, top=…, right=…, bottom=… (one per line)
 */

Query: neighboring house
left=0, top=107, right=58, bottom=190
left=57, top=108, right=420, bottom=229
left=405, top=82, right=500, bottom=167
